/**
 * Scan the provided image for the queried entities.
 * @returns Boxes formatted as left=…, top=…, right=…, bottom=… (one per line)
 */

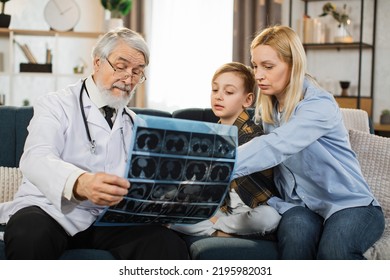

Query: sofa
left=0, top=106, right=389, bottom=260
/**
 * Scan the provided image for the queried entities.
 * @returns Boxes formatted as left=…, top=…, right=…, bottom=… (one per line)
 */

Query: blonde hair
left=251, top=25, right=307, bottom=124
left=212, top=62, right=257, bottom=106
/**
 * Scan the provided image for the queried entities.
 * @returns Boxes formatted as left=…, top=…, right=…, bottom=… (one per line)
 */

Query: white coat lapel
left=81, top=95, right=111, bottom=131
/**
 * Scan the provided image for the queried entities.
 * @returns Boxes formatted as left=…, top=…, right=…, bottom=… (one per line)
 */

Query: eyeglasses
left=106, top=58, right=146, bottom=84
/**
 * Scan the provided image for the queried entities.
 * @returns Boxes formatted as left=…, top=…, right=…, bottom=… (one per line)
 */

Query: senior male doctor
left=0, top=28, right=188, bottom=260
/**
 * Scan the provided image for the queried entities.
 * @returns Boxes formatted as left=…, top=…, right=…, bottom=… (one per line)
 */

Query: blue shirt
left=233, top=77, right=379, bottom=220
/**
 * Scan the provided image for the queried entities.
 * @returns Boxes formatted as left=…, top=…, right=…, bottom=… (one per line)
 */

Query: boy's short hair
left=212, top=62, right=257, bottom=104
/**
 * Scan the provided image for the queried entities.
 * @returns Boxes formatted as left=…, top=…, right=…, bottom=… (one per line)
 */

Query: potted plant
left=101, top=0, right=132, bottom=31
left=380, top=109, right=390, bottom=125
left=101, top=0, right=132, bottom=19
left=0, top=0, right=11, bottom=28
left=319, top=2, right=352, bottom=43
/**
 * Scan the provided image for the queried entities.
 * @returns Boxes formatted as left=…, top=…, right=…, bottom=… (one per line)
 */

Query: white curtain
left=145, top=0, right=234, bottom=112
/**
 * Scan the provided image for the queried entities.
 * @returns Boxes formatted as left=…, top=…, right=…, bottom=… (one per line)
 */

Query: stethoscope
left=79, top=79, right=134, bottom=156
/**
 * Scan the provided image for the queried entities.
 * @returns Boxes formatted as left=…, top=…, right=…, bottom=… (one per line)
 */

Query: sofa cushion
left=0, top=240, right=115, bottom=260
left=172, top=108, right=219, bottom=123
left=0, top=167, right=23, bottom=204
left=349, top=130, right=390, bottom=217
left=184, top=235, right=278, bottom=259
left=348, top=129, right=390, bottom=259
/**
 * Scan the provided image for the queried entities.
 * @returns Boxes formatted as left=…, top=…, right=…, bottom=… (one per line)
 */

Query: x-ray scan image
left=100, top=211, right=132, bottom=224
left=150, top=184, right=178, bottom=201
left=200, top=185, right=227, bottom=203
left=129, top=156, right=157, bottom=179
left=191, top=205, right=217, bottom=218
left=158, top=159, right=184, bottom=180
left=175, top=184, right=203, bottom=203
left=124, top=200, right=143, bottom=213
left=127, top=183, right=152, bottom=199
left=189, top=134, right=214, bottom=157
left=163, top=132, right=190, bottom=155
left=95, top=115, right=236, bottom=226
left=213, top=135, right=236, bottom=158
left=135, top=128, right=163, bottom=153
left=209, top=162, right=233, bottom=182
left=184, top=161, right=209, bottom=181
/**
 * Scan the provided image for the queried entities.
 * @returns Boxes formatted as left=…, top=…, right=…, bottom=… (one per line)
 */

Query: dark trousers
left=4, top=206, right=189, bottom=260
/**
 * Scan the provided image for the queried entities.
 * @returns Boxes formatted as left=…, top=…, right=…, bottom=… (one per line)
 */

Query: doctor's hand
left=73, top=172, right=130, bottom=206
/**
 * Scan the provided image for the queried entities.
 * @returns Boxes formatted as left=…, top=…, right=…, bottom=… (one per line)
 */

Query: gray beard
left=97, top=82, right=137, bottom=110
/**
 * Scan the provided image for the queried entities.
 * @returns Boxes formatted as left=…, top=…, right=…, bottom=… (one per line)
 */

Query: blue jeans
left=277, top=205, right=385, bottom=259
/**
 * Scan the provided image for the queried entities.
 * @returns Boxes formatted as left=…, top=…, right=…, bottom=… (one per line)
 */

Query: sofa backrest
left=0, top=106, right=170, bottom=168
left=129, top=107, right=172, bottom=118
left=0, top=106, right=372, bottom=168
left=0, top=106, right=33, bottom=168
left=341, top=108, right=371, bottom=134
left=172, top=108, right=219, bottom=123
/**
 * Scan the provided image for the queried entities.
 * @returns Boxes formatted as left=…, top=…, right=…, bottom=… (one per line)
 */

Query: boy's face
left=210, top=72, right=253, bottom=125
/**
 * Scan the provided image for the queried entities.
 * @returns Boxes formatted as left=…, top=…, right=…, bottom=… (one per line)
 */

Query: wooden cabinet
left=288, top=0, right=377, bottom=117
left=0, top=28, right=102, bottom=106
left=335, top=96, right=372, bottom=116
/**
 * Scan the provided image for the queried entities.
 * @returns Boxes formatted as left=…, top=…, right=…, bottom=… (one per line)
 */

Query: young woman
left=232, top=25, right=385, bottom=259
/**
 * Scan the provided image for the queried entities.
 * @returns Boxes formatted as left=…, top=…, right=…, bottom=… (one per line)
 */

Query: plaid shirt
left=221, top=110, right=279, bottom=213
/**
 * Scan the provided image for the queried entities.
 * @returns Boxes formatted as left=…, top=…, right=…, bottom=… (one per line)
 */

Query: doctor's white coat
left=0, top=79, right=136, bottom=236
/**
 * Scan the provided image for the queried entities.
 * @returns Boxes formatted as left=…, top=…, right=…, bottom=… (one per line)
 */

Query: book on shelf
left=13, top=40, right=38, bottom=64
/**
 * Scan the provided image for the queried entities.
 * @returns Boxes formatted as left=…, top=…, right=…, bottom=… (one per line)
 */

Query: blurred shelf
left=374, top=123, right=390, bottom=132
left=303, top=42, right=374, bottom=50
left=0, top=28, right=102, bottom=38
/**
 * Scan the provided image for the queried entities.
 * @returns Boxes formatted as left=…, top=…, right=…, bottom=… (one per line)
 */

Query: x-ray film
left=95, top=114, right=237, bottom=226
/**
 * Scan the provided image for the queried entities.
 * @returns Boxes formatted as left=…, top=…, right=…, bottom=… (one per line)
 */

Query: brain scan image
left=163, top=132, right=190, bottom=155
left=184, top=161, right=209, bottom=181
left=150, top=184, right=178, bottom=201
left=209, top=162, right=233, bottom=182
left=189, top=134, right=214, bottom=157
left=135, top=128, right=163, bottom=153
left=213, top=135, right=236, bottom=158
left=158, top=159, right=184, bottom=180
left=129, top=156, right=157, bottom=179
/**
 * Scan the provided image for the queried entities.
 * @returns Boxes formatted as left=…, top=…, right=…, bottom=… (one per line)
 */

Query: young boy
left=170, top=62, right=281, bottom=237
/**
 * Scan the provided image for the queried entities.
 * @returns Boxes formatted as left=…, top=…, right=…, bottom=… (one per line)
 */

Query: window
left=145, top=0, right=234, bottom=112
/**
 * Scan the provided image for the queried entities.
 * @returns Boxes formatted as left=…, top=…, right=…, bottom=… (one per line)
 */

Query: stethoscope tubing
left=79, top=79, right=134, bottom=154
